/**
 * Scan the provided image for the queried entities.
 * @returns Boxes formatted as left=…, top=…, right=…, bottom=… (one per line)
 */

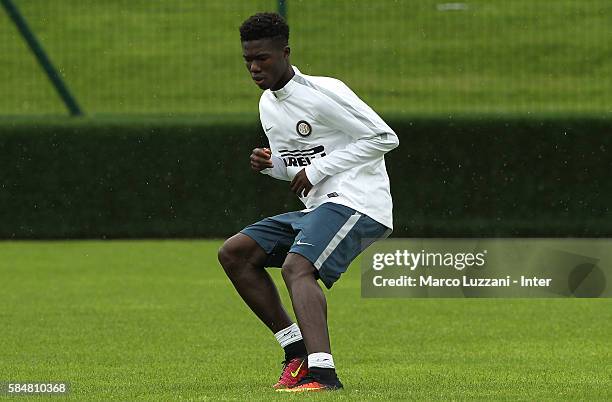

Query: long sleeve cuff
left=260, top=154, right=290, bottom=181
left=305, top=164, right=327, bottom=186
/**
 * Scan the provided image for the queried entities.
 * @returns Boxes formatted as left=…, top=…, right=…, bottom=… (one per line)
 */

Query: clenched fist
left=250, top=147, right=274, bottom=171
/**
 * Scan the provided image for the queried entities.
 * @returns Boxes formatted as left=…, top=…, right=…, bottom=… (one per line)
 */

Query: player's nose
left=249, top=61, right=262, bottom=73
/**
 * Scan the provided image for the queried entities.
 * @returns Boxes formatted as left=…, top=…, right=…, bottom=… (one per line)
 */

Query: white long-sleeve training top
left=259, top=66, right=399, bottom=229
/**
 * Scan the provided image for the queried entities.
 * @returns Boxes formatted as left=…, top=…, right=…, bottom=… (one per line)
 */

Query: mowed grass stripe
left=0, top=240, right=610, bottom=400
left=1, top=0, right=610, bottom=115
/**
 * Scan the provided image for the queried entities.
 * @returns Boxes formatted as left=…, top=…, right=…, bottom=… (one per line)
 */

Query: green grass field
left=1, top=240, right=611, bottom=400
left=1, top=0, right=611, bottom=116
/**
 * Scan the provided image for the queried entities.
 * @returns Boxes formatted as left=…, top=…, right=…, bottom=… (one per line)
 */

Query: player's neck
left=271, top=65, right=295, bottom=91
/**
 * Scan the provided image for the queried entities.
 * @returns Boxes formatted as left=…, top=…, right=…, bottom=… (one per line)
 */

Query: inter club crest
left=296, top=120, right=312, bottom=137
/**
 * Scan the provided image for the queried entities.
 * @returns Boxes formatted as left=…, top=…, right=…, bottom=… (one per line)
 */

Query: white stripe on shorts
left=314, top=212, right=361, bottom=270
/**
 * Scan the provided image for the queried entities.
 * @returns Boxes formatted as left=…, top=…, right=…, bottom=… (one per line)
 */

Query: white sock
left=308, top=352, right=335, bottom=369
left=274, top=323, right=303, bottom=348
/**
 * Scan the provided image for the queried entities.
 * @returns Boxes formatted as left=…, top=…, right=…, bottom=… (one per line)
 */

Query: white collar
left=271, top=66, right=301, bottom=100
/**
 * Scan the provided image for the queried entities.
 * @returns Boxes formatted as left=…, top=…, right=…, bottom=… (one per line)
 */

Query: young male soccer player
left=218, top=12, right=399, bottom=392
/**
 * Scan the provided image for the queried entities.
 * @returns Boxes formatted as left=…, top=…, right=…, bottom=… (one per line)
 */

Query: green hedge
left=1, top=117, right=611, bottom=239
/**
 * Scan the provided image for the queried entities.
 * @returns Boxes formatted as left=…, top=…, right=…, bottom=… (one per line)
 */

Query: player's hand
left=290, top=169, right=313, bottom=197
left=250, top=147, right=273, bottom=171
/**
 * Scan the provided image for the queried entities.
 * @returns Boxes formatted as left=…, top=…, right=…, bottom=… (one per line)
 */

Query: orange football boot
left=272, top=357, right=308, bottom=389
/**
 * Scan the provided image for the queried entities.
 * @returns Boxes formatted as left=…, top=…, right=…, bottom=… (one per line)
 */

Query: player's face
left=242, top=39, right=289, bottom=90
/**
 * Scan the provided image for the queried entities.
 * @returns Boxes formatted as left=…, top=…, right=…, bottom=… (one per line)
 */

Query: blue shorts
left=240, top=203, right=391, bottom=289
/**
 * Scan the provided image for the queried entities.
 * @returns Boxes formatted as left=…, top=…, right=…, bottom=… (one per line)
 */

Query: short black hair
left=239, top=12, right=289, bottom=45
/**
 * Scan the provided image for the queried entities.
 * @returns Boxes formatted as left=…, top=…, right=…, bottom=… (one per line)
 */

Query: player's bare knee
left=218, top=239, right=241, bottom=273
left=281, top=259, right=315, bottom=286
left=218, top=234, right=267, bottom=275
left=281, top=263, right=295, bottom=285
left=217, top=244, right=231, bottom=271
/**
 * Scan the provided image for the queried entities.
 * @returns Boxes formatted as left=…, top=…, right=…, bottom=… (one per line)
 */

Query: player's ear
left=283, top=46, right=291, bottom=59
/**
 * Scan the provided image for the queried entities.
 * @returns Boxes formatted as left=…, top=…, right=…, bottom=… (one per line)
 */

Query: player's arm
left=304, top=87, right=399, bottom=186
left=252, top=147, right=291, bottom=181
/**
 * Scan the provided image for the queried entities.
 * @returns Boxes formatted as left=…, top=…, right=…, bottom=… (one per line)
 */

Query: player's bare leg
left=281, top=253, right=330, bottom=353
left=218, top=233, right=293, bottom=332
left=279, top=253, right=343, bottom=392
left=219, top=234, right=309, bottom=388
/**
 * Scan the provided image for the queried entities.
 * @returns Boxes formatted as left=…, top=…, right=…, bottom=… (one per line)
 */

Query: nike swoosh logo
left=296, top=240, right=314, bottom=246
left=291, top=360, right=305, bottom=377
left=265, top=126, right=273, bottom=132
